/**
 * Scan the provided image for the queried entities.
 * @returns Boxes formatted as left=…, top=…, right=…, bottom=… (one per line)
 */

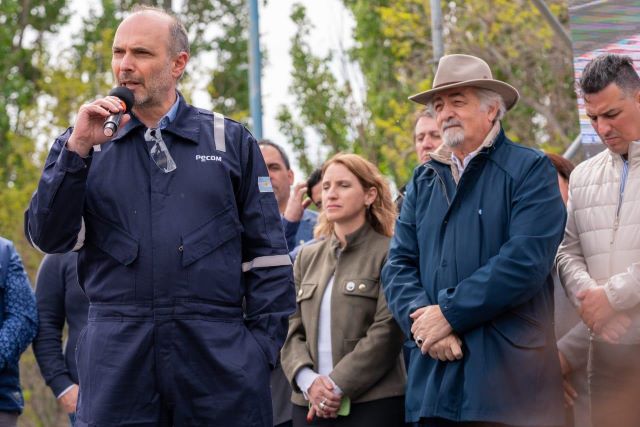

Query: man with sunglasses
left=25, top=6, right=294, bottom=427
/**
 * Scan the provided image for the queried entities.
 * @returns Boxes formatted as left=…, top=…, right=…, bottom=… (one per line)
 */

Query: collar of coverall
left=111, top=91, right=201, bottom=145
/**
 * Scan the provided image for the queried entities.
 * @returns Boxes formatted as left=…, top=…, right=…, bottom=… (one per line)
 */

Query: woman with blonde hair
left=281, top=153, right=406, bottom=426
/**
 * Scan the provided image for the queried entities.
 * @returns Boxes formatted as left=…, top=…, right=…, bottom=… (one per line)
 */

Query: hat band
left=433, top=80, right=462, bottom=89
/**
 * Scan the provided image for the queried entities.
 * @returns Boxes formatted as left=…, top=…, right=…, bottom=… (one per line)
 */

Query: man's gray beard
left=443, top=127, right=465, bottom=148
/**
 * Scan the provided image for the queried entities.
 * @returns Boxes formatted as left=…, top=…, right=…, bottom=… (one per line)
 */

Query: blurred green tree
left=278, top=0, right=578, bottom=185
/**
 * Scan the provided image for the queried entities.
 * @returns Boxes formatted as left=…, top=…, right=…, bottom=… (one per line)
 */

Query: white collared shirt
left=449, top=121, right=501, bottom=178
left=294, top=275, right=343, bottom=398
left=450, top=143, right=485, bottom=176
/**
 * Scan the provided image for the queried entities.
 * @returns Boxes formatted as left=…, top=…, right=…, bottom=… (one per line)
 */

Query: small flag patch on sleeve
left=258, top=176, right=274, bottom=192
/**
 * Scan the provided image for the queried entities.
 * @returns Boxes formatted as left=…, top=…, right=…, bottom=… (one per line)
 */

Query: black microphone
left=103, top=87, right=135, bottom=137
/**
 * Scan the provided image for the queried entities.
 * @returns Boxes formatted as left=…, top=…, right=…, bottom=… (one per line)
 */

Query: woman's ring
left=416, top=336, right=424, bottom=346
left=319, top=401, right=326, bottom=410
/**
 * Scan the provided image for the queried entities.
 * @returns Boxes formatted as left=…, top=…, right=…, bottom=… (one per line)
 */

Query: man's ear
left=287, top=169, right=294, bottom=186
left=172, top=52, right=189, bottom=79
left=487, top=102, right=499, bottom=123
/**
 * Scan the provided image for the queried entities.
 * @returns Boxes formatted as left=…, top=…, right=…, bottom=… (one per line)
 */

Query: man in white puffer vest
left=557, top=53, right=640, bottom=427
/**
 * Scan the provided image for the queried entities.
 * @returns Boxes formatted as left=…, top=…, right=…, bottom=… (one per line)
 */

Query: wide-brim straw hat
left=409, top=54, right=519, bottom=111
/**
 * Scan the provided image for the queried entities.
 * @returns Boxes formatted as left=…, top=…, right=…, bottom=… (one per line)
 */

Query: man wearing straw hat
left=382, top=54, right=566, bottom=426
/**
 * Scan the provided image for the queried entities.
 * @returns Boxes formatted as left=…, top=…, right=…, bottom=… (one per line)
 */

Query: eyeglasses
left=144, top=127, right=177, bottom=173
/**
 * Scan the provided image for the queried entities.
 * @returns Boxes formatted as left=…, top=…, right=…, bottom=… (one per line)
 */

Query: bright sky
left=260, top=0, right=355, bottom=158
left=63, top=0, right=356, bottom=177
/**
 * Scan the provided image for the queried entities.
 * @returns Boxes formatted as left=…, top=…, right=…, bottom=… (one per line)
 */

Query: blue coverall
left=25, top=95, right=296, bottom=426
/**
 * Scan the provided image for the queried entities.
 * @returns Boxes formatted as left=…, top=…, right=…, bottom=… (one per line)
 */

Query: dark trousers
left=0, top=412, right=18, bottom=427
left=419, top=419, right=562, bottom=427
left=292, top=396, right=404, bottom=427
left=590, top=341, right=640, bottom=427
left=420, top=420, right=522, bottom=427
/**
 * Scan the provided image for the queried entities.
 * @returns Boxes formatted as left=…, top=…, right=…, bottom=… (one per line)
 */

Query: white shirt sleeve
left=294, top=275, right=345, bottom=401
left=295, top=367, right=320, bottom=400
left=294, top=367, right=344, bottom=401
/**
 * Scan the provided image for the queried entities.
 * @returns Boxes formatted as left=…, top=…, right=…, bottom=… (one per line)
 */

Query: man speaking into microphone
left=25, top=5, right=294, bottom=427
left=102, top=86, right=134, bottom=137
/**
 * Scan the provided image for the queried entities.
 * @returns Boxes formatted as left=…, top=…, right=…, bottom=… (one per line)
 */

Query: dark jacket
left=282, top=209, right=318, bottom=251
left=273, top=210, right=318, bottom=423
left=0, top=237, right=38, bottom=414
left=282, top=223, right=405, bottom=407
left=24, top=95, right=295, bottom=426
left=33, top=252, right=88, bottom=398
left=382, top=129, right=566, bottom=425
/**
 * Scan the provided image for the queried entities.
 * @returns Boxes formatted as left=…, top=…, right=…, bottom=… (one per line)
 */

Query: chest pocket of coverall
left=80, top=210, right=140, bottom=300
left=180, top=206, right=244, bottom=301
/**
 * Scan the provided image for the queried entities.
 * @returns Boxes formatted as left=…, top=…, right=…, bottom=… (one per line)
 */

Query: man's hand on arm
left=410, top=304, right=453, bottom=354
left=67, top=96, right=130, bottom=157
left=427, top=333, right=463, bottom=361
left=283, top=183, right=311, bottom=223
left=577, top=287, right=616, bottom=333
left=598, top=312, right=632, bottom=343
left=577, top=287, right=634, bottom=343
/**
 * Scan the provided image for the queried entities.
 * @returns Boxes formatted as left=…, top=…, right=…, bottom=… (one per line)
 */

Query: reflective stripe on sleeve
left=26, top=225, right=46, bottom=254
left=73, top=217, right=86, bottom=250
left=26, top=217, right=85, bottom=253
left=213, top=111, right=226, bottom=153
left=242, top=255, right=292, bottom=272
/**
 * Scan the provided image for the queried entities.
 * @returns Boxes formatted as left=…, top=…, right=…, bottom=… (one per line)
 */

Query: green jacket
left=281, top=222, right=405, bottom=407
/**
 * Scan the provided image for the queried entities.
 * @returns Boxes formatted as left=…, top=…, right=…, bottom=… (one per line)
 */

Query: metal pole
left=430, top=0, right=444, bottom=66
left=563, top=134, right=582, bottom=160
left=530, top=0, right=573, bottom=51
left=248, top=0, right=263, bottom=139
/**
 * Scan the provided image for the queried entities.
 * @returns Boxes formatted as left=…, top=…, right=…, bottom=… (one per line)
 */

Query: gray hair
left=475, top=87, right=506, bottom=121
left=426, top=87, right=506, bottom=122
left=131, top=5, right=190, bottom=57
left=580, top=54, right=640, bottom=97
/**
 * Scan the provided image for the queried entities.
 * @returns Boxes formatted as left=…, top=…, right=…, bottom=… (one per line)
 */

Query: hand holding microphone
left=67, top=87, right=135, bottom=157
left=103, top=87, right=134, bottom=137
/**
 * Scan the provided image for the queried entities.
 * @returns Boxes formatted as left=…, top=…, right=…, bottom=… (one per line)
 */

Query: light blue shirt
left=158, top=94, right=180, bottom=130
left=119, top=92, right=181, bottom=134
left=620, top=157, right=629, bottom=196
left=617, top=157, right=629, bottom=217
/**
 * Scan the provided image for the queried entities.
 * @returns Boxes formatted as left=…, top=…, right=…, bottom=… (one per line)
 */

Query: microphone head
left=108, top=87, right=135, bottom=112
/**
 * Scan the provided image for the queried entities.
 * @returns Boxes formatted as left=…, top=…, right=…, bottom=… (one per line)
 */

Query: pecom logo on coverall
left=195, top=154, right=222, bottom=162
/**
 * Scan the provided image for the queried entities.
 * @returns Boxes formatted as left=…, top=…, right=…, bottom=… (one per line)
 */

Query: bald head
left=112, top=7, right=190, bottom=120
left=126, top=6, right=190, bottom=57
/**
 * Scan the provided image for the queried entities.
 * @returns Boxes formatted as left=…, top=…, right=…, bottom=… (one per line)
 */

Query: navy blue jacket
left=282, top=209, right=317, bottom=251
left=25, top=96, right=295, bottom=426
left=382, top=130, right=566, bottom=425
left=0, top=238, right=38, bottom=414
left=33, top=252, right=88, bottom=398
